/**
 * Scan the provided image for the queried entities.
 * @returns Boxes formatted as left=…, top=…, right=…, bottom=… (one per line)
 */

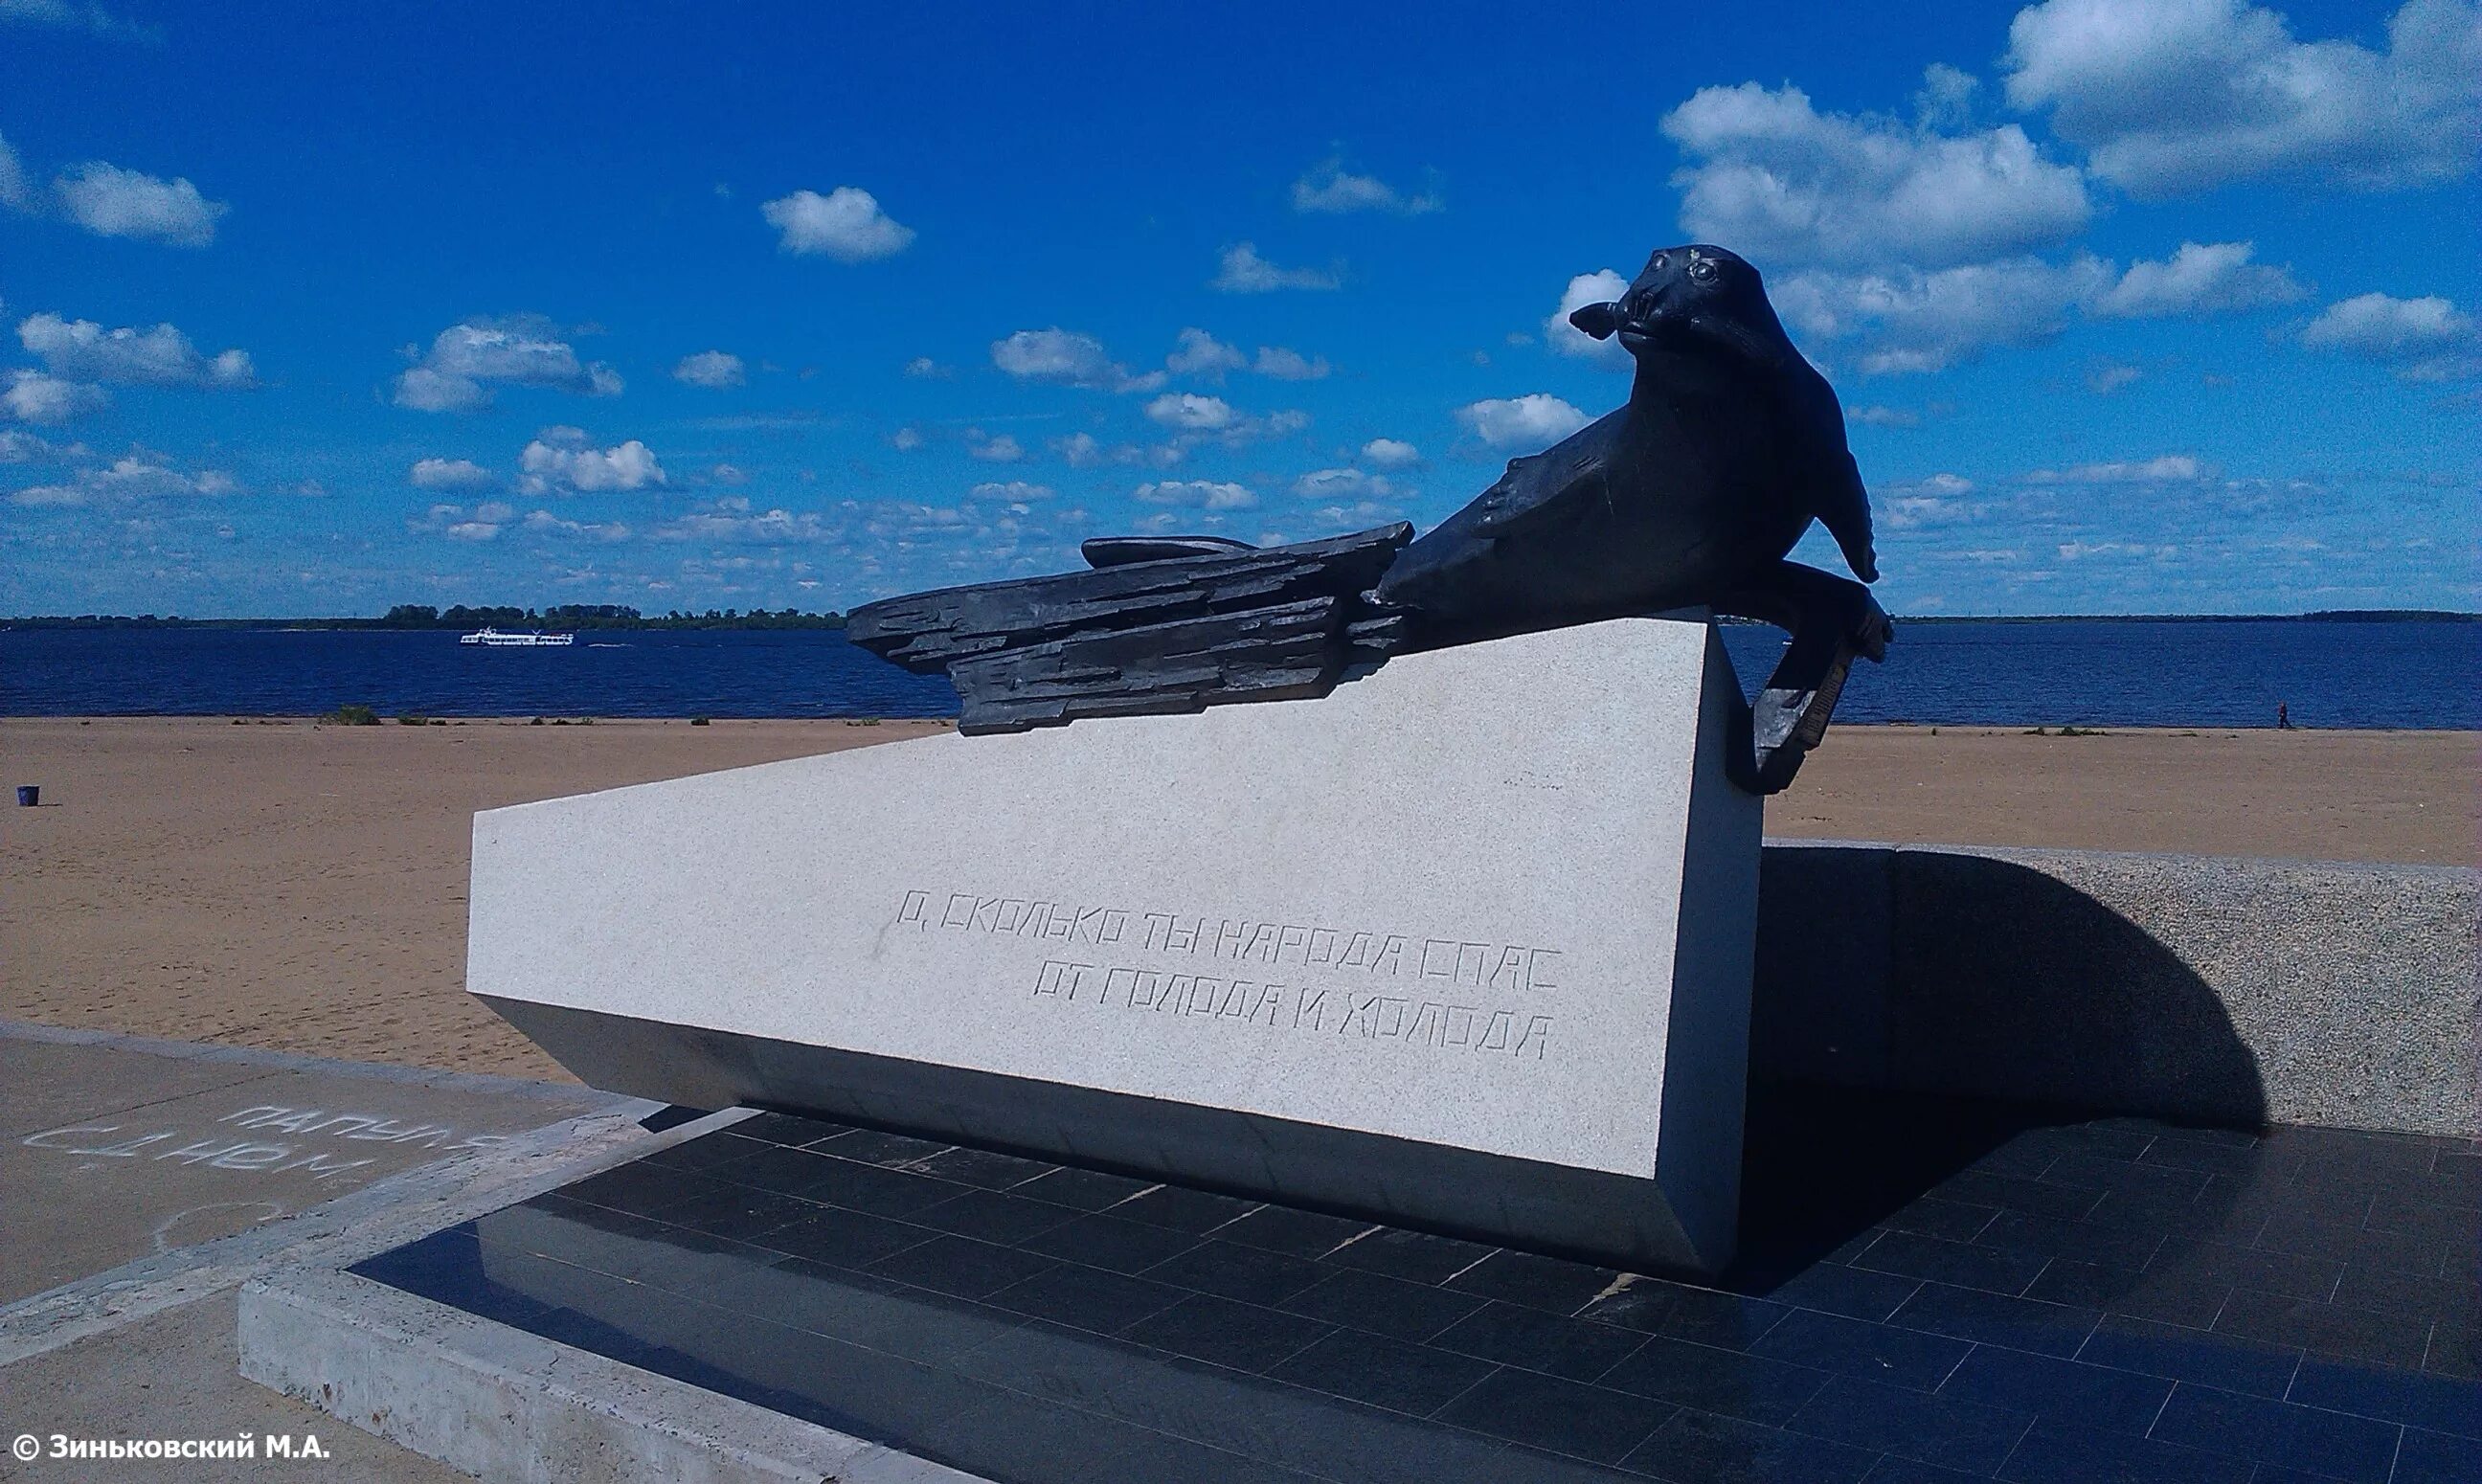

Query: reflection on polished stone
left=353, top=1085, right=2482, bottom=1483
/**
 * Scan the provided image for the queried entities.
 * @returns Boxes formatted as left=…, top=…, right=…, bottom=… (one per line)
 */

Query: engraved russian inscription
left=893, top=888, right=1566, bottom=1064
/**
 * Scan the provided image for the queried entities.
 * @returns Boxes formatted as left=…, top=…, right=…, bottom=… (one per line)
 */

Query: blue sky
left=1, top=0, right=2474, bottom=617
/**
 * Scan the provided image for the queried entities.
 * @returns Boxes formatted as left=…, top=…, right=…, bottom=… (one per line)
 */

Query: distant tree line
left=381, top=604, right=847, bottom=630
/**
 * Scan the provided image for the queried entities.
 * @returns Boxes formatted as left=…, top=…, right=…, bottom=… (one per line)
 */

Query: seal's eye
left=1688, top=259, right=1719, bottom=284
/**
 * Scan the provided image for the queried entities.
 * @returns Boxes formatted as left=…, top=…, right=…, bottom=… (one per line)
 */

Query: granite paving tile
left=639, top=1129, right=778, bottom=1175
left=1618, top=1407, right=1877, bottom=1484
left=1432, top=1365, right=1673, bottom=1465
left=643, top=1180, right=823, bottom=1238
left=1753, top=1308, right=1974, bottom=1391
left=1266, top=1325, right=1500, bottom=1417
left=864, top=1232, right=1059, bottom=1301
left=2251, top=1212, right=2444, bottom=1276
left=1109, top=1182, right=1261, bottom=1233
left=1119, top=1293, right=1336, bottom=1373
left=1939, top=1344, right=2174, bottom=1435
left=1583, top=1275, right=1794, bottom=1349
left=814, top=1126, right=953, bottom=1168
left=350, top=1225, right=555, bottom=1329
left=1431, top=1299, right=1649, bottom=1382
left=703, top=1141, right=845, bottom=1196
left=2391, top=1425, right=2482, bottom=1484
left=982, top=1260, right=1189, bottom=1334
left=755, top=1203, right=937, bottom=1269
left=1883, top=1196, right=2003, bottom=1244
left=2211, top=1287, right=2432, bottom=1370
left=1760, top=1262, right=1924, bottom=1324
left=1325, top=1225, right=1500, bottom=1285
left=1017, top=1209, right=1204, bottom=1273
left=1938, top=1170, right=2110, bottom=1223
left=1854, top=1230, right=2055, bottom=1294
left=2326, top=1262, right=2475, bottom=1320
left=1994, top=1419, right=2254, bottom=1484
left=793, top=1156, right=962, bottom=1219
left=2148, top=1239, right=2343, bottom=1304
left=2149, top=1383, right=2402, bottom=1484
left=1786, top=1375, right=2034, bottom=1473
left=1858, top=1459, right=1992, bottom=1484
left=557, top=1159, right=723, bottom=1217
left=726, top=1111, right=854, bottom=1147
left=1141, top=1238, right=1330, bottom=1306
left=2424, top=1311, right=2481, bottom=1380
left=2079, top=1314, right=2302, bottom=1398
left=1214, top=1203, right=1374, bottom=1258
left=902, top=1144, right=1059, bottom=1191
left=1278, top=1267, right=1488, bottom=1343
left=2286, top=1354, right=2482, bottom=1438
left=1975, top=1209, right=2167, bottom=1270
left=2021, top=1255, right=2230, bottom=1329
left=1012, top=1164, right=1158, bottom=1211
left=905, top=1187, right=1082, bottom=1245
left=1448, top=1248, right=1623, bottom=1315
left=2048, top=1153, right=2216, bottom=1206
left=1890, top=1281, right=2102, bottom=1358
left=1596, top=1333, right=1833, bottom=1426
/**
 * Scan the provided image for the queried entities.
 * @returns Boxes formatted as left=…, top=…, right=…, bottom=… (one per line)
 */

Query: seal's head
left=1568, top=244, right=1789, bottom=368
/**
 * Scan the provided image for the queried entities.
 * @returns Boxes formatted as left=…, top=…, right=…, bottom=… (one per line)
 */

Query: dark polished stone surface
left=354, top=1083, right=2482, bottom=1483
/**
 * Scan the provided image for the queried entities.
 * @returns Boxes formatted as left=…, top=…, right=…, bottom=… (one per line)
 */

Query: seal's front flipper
left=1082, top=535, right=1256, bottom=569
left=1716, top=561, right=1892, bottom=794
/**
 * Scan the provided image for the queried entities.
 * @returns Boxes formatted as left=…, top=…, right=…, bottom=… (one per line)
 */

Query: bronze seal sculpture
left=849, top=243, right=1890, bottom=793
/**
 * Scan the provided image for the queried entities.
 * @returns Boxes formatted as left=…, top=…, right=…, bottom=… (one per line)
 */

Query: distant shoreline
left=5, top=608, right=2475, bottom=629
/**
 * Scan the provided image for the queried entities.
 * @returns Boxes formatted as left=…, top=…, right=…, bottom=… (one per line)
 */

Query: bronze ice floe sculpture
left=848, top=243, right=1891, bottom=794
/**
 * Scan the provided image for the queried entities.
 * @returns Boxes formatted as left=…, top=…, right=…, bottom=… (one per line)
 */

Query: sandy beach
left=3, top=716, right=2471, bottom=1081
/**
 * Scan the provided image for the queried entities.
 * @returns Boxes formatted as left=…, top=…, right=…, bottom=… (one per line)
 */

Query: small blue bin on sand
left=14, top=786, right=36, bottom=807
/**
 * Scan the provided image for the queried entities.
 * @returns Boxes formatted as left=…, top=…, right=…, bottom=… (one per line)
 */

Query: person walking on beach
left=2277, top=701, right=2292, bottom=730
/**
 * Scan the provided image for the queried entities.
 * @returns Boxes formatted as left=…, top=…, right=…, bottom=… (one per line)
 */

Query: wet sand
left=3, top=717, right=2471, bottom=1078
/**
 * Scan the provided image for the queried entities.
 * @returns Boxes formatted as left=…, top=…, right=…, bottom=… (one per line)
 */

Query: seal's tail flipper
left=847, top=525, right=1412, bottom=733
left=1715, top=560, right=1891, bottom=794
left=1083, top=535, right=1257, bottom=569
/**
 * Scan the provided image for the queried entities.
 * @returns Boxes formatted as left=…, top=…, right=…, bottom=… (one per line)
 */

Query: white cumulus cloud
left=1291, top=467, right=1407, bottom=502
left=1455, top=394, right=1591, bottom=451
left=1547, top=268, right=1633, bottom=366
left=2003, top=0, right=2482, bottom=194
left=1291, top=159, right=1442, bottom=214
left=1253, top=346, right=1330, bottom=380
left=672, top=350, right=745, bottom=388
left=2, top=369, right=108, bottom=423
left=1145, top=393, right=1233, bottom=431
left=518, top=433, right=666, bottom=495
left=2023, top=454, right=2208, bottom=483
left=1774, top=255, right=2115, bottom=373
left=1211, top=242, right=1341, bottom=293
left=409, top=457, right=493, bottom=490
left=18, top=312, right=254, bottom=387
left=0, top=130, right=28, bottom=211
left=2088, top=240, right=2309, bottom=318
left=1134, top=479, right=1257, bottom=510
left=990, top=327, right=1164, bottom=393
left=1360, top=438, right=1421, bottom=468
left=51, top=161, right=227, bottom=246
left=9, top=453, right=235, bottom=507
left=1661, top=79, right=2091, bottom=268
left=760, top=187, right=914, bottom=261
left=1166, top=327, right=1247, bottom=379
left=2299, top=291, right=2478, bottom=378
left=967, top=432, right=1025, bottom=462
left=969, top=480, right=1052, bottom=504
left=394, top=315, right=622, bottom=413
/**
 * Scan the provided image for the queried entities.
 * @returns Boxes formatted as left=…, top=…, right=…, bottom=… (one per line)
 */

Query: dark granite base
left=354, top=1083, right=2482, bottom=1484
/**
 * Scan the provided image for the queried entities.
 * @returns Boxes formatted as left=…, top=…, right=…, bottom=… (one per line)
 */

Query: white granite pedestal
left=469, top=616, right=1763, bottom=1272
